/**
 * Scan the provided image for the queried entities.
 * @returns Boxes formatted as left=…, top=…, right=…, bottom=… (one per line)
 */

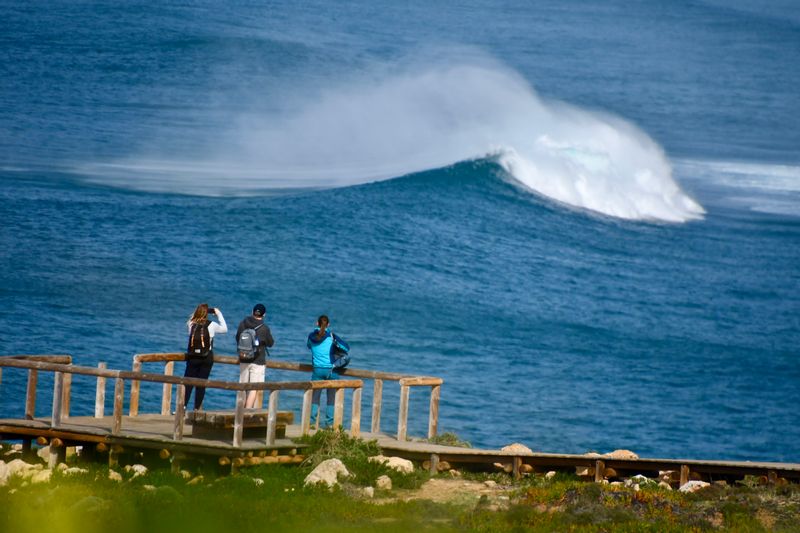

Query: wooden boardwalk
left=1, top=354, right=799, bottom=483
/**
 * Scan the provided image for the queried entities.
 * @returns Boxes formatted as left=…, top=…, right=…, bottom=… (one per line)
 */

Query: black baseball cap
left=253, top=303, right=266, bottom=317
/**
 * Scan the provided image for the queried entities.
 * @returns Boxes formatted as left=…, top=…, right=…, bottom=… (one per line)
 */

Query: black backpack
left=187, top=320, right=212, bottom=359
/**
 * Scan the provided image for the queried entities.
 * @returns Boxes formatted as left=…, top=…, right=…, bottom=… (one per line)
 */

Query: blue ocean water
left=1, top=1, right=798, bottom=462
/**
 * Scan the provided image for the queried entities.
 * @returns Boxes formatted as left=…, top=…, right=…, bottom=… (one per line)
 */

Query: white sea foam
left=675, top=159, right=800, bottom=217
left=83, top=58, right=705, bottom=222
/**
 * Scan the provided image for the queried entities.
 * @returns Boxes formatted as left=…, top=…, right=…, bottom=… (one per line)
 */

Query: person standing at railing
left=184, top=303, right=227, bottom=411
left=307, top=315, right=350, bottom=428
left=236, top=303, right=275, bottom=409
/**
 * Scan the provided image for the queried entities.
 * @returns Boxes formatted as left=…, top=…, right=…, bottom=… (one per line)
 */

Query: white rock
left=129, top=464, right=148, bottom=478
left=57, top=463, right=68, bottom=472
left=143, top=485, right=157, bottom=491
left=11, top=444, right=23, bottom=451
left=603, top=449, right=639, bottom=460
left=501, top=443, right=533, bottom=454
left=31, top=469, right=52, bottom=484
left=679, top=480, right=710, bottom=493
left=368, top=455, right=414, bottom=474
left=64, top=467, right=89, bottom=475
left=6, top=459, right=37, bottom=478
left=545, top=471, right=557, bottom=479
left=361, top=486, right=375, bottom=498
left=610, top=481, right=624, bottom=487
left=36, top=447, right=51, bottom=462
left=0, top=461, right=8, bottom=486
left=179, top=470, right=192, bottom=480
left=626, top=475, right=657, bottom=487
left=376, top=475, right=392, bottom=490
left=187, top=475, right=204, bottom=486
left=108, top=470, right=122, bottom=482
left=304, top=458, right=350, bottom=488
left=484, top=480, right=497, bottom=488
left=252, top=477, right=265, bottom=486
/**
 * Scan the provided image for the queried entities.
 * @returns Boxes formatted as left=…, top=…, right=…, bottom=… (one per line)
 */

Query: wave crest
left=88, top=58, right=704, bottom=222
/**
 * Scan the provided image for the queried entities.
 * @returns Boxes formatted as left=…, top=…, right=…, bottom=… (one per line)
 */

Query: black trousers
left=183, top=357, right=214, bottom=410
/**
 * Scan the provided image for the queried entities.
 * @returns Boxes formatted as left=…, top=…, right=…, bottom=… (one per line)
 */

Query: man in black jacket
left=236, top=303, right=275, bottom=408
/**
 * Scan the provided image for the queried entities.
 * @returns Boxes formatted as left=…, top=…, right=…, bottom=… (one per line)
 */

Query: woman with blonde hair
left=184, top=303, right=227, bottom=411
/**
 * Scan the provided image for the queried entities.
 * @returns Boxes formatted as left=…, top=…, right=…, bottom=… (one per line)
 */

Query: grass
left=2, top=440, right=800, bottom=532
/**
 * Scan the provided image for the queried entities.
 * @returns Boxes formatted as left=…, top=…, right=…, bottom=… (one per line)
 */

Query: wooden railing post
left=173, top=385, right=186, bottom=441
left=129, top=360, right=142, bottom=416
left=61, top=372, right=72, bottom=419
left=161, top=361, right=174, bottom=415
left=428, top=384, right=440, bottom=439
left=256, top=390, right=264, bottom=410
left=397, top=384, right=409, bottom=441
left=594, top=460, right=605, bottom=483
left=371, top=379, right=383, bottom=433
left=301, top=389, right=313, bottom=435
left=112, top=378, right=124, bottom=435
left=350, top=386, right=362, bottom=437
left=25, top=369, right=38, bottom=420
left=51, top=371, right=64, bottom=428
left=333, top=388, right=345, bottom=429
left=266, top=390, right=279, bottom=445
left=233, top=390, right=245, bottom=447
left=95, top=362, right=107, bottom=418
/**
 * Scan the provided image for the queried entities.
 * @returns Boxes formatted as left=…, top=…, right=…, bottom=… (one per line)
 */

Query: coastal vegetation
left=1, top=438, right=798, bottom=532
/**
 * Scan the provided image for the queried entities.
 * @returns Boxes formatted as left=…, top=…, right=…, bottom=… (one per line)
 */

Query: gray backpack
left=238, top=323, right=264, bottom=363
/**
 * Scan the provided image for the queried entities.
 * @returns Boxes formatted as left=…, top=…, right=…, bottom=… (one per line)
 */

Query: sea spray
left=82, top=58, right=704, bottom=222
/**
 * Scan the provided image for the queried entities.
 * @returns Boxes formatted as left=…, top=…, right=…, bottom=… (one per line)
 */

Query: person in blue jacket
left=307, top=315, right=349, bottom=428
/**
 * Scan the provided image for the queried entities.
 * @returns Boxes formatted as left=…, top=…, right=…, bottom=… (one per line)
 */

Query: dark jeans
left=184, top=357, right=214, bottom=410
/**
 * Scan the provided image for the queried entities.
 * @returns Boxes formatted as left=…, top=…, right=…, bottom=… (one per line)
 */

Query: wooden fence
left=0, top=356, right=363, bottom=447
left=130, top=353, right=443, bottom=441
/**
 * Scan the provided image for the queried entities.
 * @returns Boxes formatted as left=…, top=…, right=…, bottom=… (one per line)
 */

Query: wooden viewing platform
left=1, top=354, right=799, bottom=484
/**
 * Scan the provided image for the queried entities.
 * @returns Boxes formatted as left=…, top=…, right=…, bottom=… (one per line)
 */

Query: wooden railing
left=0, top=356, right=363, bottom=447
left=131, top=353, right=443, bottom=441
left=0, top=355, right=73, bottom=421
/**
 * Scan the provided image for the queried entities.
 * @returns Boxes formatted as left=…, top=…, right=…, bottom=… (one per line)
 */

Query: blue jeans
left=311, top=367, right=338, bottom=428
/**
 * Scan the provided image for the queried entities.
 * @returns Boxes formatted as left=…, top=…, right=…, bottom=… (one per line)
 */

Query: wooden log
left=301, top=389, right=312, bottom=435
left=161, top=361, right=174, bottom=415
left=333, top=388, right=345, bottom=429
left=680, top=465, right=690, bottom=486
left=371, top=379, right=383, bottom=434
left=350, top=386, right=362, bottom=437
left=112, top=378, right=124, bottom=435
left=233, top=391, right=245, bottom=447
left=96, top=442, right=108, bottom=453
left=51, top=438, right=64, bottom=448
left=95, top=362, right=107, bottom=418
left=428, top=384, right=440, bottom=439
left=51, top=371, right=64, bottom=428
left=594, top=460, right=605, bottom=483
left=232, top=457, right=245, bottom=467
left=768, top=471, right=778, bottom=485
left=173, top=385, right=186, bottom=441
left=129, top=360, right=142, bottom=416
left=25, top=369, right=38, bottom=420
left=397, top=384, right=409, bottom=441
left=36, top=436, right=48, bottom=445
left=159, top=449, right=171, bottom=460
left=266, top=390, right=279, bottom=446
left=218, top=456, right=231, bottom=466
left=61, top=372, right=72, bottom=419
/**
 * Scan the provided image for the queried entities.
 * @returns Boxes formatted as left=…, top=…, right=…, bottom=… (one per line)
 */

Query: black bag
left=187, top=320, right=212, bottom=359
left=331, top=333, right=350, bottom=369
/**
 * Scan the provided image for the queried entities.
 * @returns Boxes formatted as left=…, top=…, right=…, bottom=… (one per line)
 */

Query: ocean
left=1, top=0, right=798, bottom=462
